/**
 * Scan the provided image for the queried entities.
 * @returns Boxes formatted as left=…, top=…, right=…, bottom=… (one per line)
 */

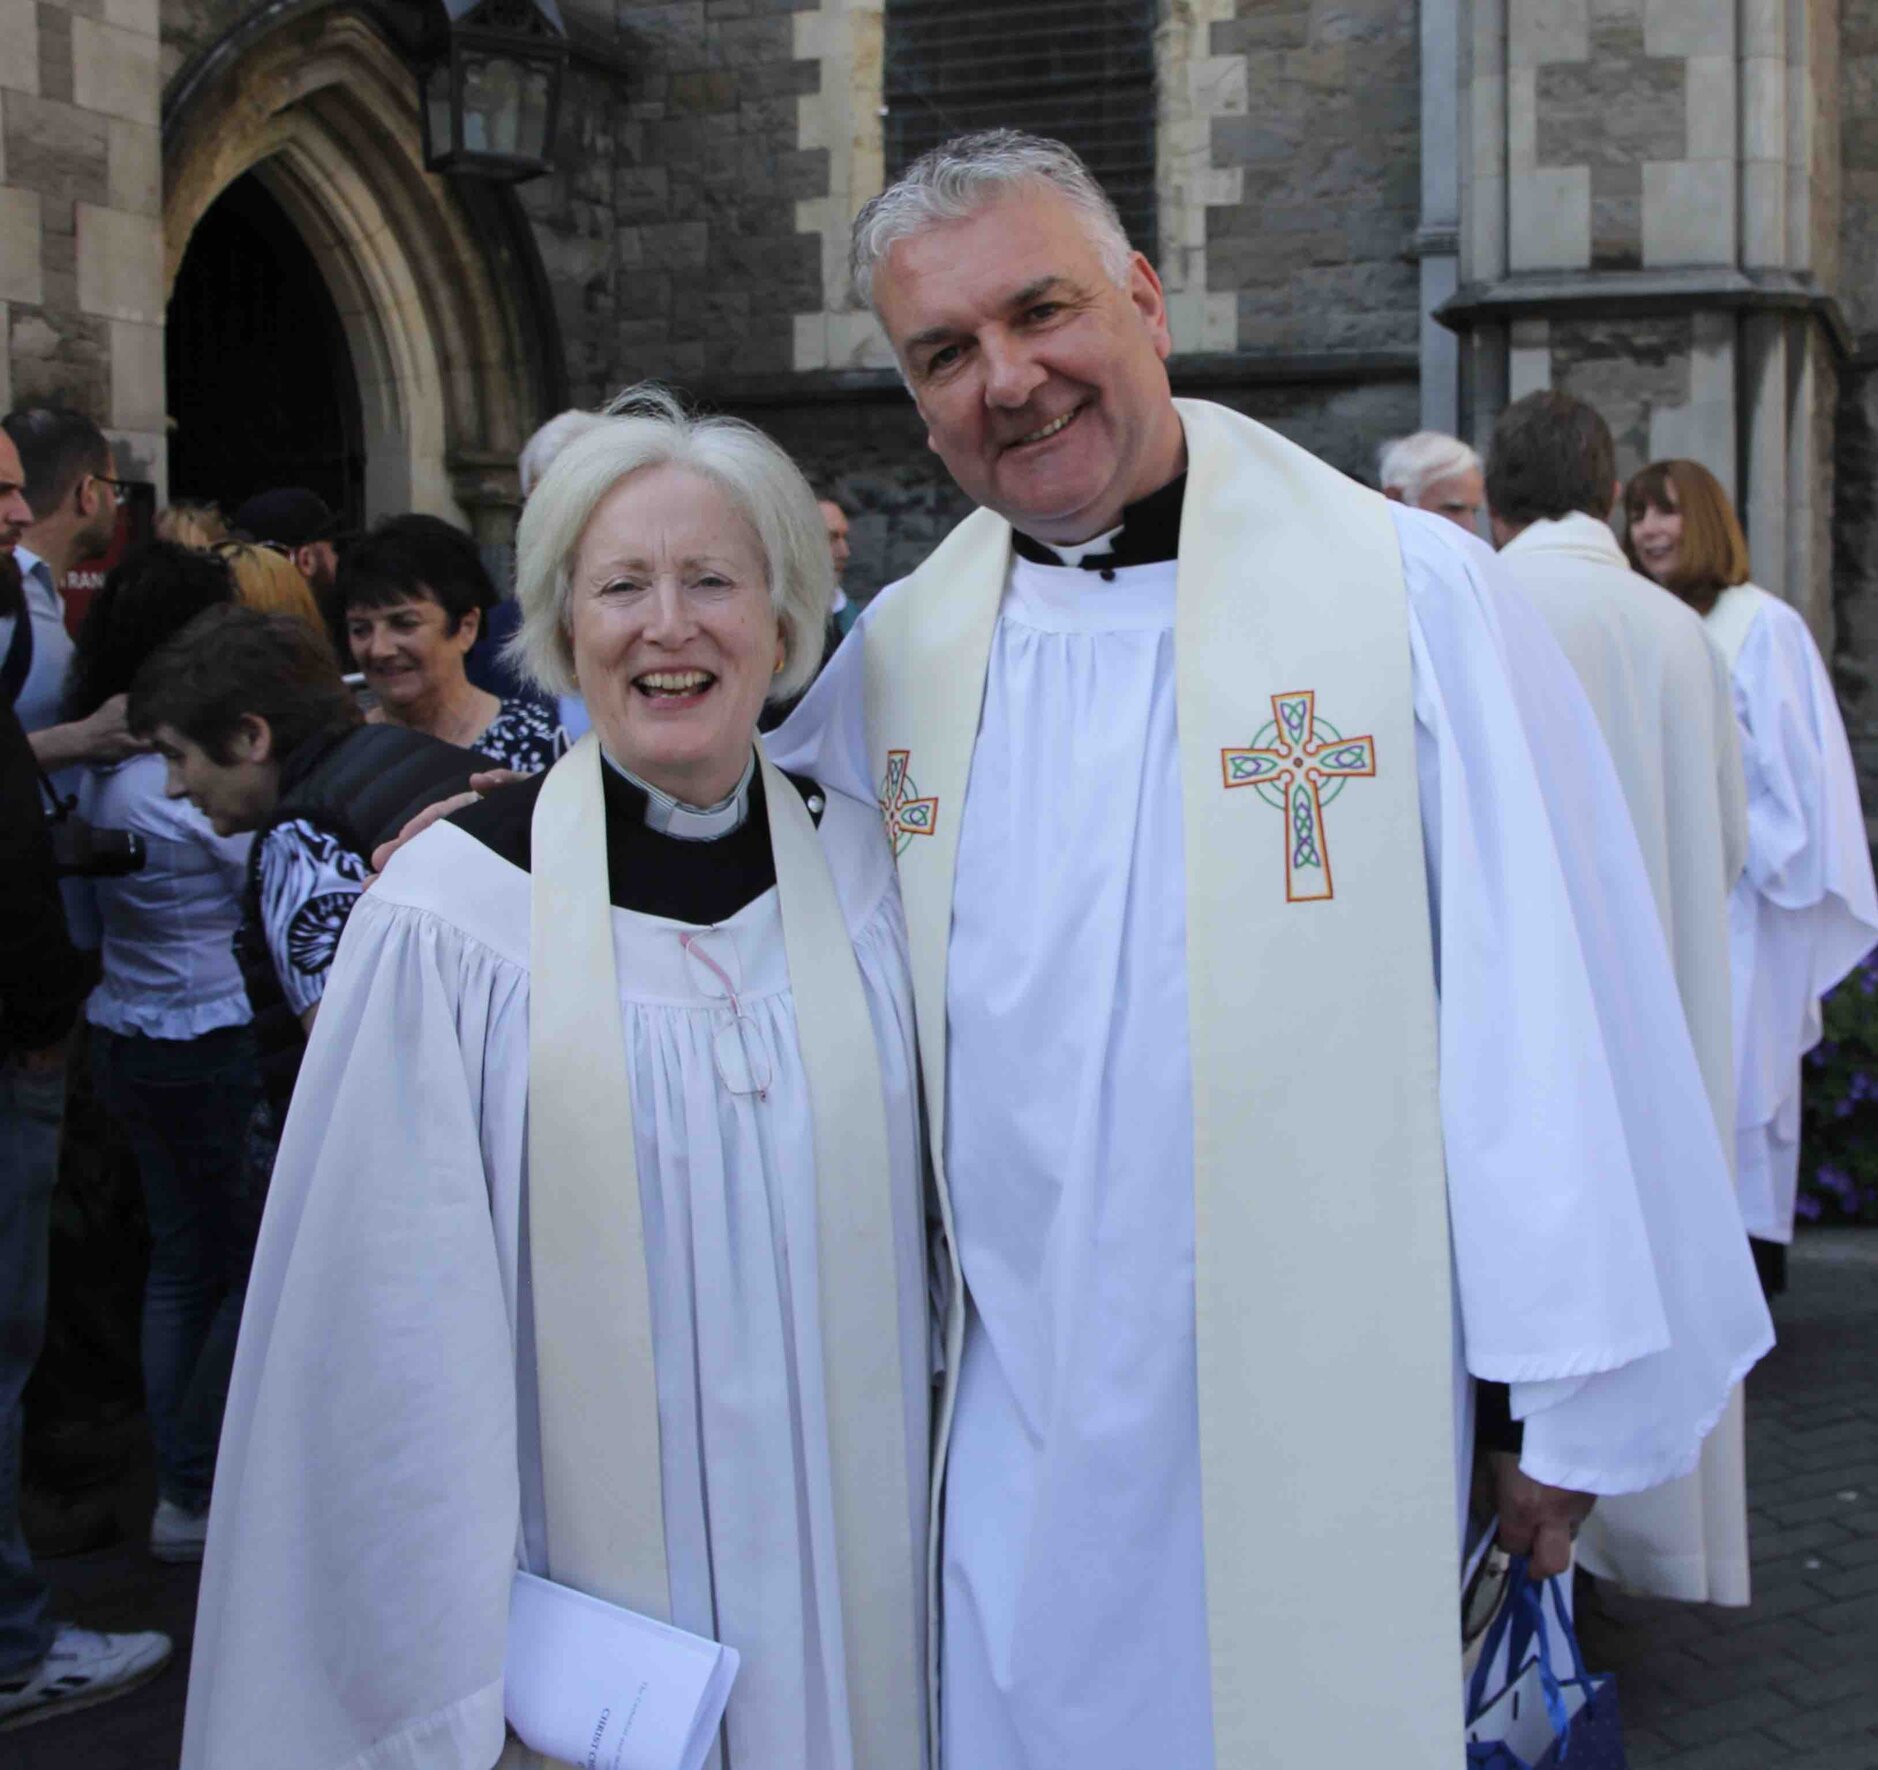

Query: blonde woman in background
left=1625, top=460, right=1878, bottom=1283
left=214, top=540, right=326, bottom=636
left=156, top=504, right=229, bottom=550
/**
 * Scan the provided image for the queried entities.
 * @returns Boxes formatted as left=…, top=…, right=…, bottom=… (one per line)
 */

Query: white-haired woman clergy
left=180, top=387, right=934, bottom=1770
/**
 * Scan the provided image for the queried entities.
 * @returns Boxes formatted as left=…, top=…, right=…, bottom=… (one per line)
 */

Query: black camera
left=50, top=818, right=146, bottom=878
left=37, top=774, right=147, bottom=878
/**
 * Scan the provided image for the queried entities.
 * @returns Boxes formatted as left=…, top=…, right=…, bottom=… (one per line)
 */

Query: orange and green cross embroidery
left=879, top=749, right=938, bottom=857
left=1221, top=690, right=1375, bottom=902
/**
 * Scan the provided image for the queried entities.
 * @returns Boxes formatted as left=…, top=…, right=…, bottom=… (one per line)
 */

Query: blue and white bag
left=1464, top=1558, right=1626, bottom=1769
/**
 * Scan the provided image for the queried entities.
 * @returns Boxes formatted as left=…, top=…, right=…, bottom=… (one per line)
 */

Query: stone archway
left=162, top=4, right=557, bottom=539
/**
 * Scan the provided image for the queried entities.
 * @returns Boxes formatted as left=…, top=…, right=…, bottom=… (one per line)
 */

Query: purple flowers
left=1799, top=968, right=1878, bottom=1226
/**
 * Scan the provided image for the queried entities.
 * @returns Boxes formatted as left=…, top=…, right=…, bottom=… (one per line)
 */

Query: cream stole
left=514, top=733, right=924, bottom=1770
left=1706, top=582, right=1771, bottom=671
left=862, top=399, right=1460, bottom=1768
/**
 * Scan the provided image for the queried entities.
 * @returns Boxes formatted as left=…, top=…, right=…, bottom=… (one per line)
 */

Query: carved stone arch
left=163, top=3, right=562, bottom=539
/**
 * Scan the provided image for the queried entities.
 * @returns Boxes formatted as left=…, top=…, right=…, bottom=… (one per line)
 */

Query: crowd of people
left=0, top=127, right=1871, bottom=1770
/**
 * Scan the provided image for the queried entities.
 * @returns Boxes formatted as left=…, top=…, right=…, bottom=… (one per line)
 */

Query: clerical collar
left=1010, top=472, right=1187, bottom=577
left=602, top=749, right=755, bottom=841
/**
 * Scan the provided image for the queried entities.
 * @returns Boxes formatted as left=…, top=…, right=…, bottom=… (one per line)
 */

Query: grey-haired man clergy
left=772, top=129, right=1771, bottom=1770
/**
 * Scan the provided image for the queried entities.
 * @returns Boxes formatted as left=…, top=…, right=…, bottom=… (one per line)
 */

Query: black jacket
left=0, top=698, right=92, bottom=1054
left=236, top=720, right=489, bottom=1113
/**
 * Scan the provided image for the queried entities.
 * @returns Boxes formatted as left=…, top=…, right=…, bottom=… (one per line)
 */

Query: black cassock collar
left=449, top=757, right=823, bottom=925
left=1011, top=472, right=1186, bottom=579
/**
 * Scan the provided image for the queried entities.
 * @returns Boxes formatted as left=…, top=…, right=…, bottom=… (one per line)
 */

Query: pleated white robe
left=1498, top=514, right=1754, bottom=1604
left=1710, top=584, right=1878, bottom=1243
left=181, top=788, right=932, bottom=1770
left=775, top=501, right=1774, bottom=1770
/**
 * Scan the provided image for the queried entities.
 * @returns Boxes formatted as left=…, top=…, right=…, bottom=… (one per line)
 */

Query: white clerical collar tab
left=1037, top=524, right=1124, bottom=568
left=603, top=748, right=754, bottom=841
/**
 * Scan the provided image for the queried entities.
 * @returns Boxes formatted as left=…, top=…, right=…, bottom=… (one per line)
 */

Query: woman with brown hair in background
left=1625, top=460, right=1878, bottom=1287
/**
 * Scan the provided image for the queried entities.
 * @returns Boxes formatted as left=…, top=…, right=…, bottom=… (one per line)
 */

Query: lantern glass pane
left=461, top=50, right=525, bottom=156
left=423, top=61, right=453, bottom=159
left=519, top=62, right=552, bottom=157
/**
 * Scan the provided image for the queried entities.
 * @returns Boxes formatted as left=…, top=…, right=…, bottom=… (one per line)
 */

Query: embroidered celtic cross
left=879, top=749, right=938, bottom=857
left=1221, top=691, right=1375, bottom=902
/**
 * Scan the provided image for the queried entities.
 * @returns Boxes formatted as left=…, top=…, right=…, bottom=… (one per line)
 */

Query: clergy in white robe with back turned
left=183, top=400, right=931, bottom=1770
left=1484, top=392, right=1753, bottom=1606
left=773, top=132, right=1775, bottom=1770
left=1709, top=582, right=1878, bottom=1245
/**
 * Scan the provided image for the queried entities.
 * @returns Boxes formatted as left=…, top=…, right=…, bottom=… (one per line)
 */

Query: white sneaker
left=0, top=1623, right=173, bottom=1732
left=149, top=1497, right=210, bottom=1564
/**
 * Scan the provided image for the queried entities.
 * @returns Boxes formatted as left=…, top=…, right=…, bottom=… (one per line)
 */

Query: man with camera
left=0, top=425, right=173, bottom=1734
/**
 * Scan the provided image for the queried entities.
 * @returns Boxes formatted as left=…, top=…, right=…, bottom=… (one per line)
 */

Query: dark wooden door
left=165, top=171, right=367, bottom=531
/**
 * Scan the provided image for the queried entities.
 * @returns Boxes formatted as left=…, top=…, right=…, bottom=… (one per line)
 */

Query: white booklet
left=504, top=1570, right=740, bottom=1770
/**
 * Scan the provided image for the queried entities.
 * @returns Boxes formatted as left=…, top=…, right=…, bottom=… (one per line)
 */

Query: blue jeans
left=90, top=1024, right=262, bottom=1512
left=0, top=1061, right=64, bottom=1676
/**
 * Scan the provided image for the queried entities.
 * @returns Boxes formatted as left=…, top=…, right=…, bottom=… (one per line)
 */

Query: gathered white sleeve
left=1731, top=601, right=1878, bottom=1107
left=1397, top=510, right=1773, bottom=1494
left=182, top=889, right=526, bottom=1770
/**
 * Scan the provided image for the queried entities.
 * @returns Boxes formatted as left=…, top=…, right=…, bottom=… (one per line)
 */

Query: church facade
left=2, top=0, right=1875, bottom=795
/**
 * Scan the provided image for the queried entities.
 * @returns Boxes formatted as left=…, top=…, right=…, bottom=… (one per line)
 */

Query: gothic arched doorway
left=166, top=172, right=367, bottom=526
left=161, top=4, right=563, bottom=541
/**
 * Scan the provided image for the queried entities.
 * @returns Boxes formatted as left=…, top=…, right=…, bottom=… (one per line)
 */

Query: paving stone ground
left=1577, top=1229, right=1878, bottom=1770
left=11, top=1229, right=1877, bottom=1768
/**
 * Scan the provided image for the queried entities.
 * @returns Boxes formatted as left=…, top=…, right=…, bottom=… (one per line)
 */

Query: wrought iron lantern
left=418, top=0, right=568, bottom=182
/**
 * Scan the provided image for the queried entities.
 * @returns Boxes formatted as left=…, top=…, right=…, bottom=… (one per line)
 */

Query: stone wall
left=742, top=394, right=969, bottom=589
left=1838, top=0, right=1878, bottom=808
left=1835, top=371, right=1878, bottom=798
left=3, top=0, right=166, bottom=488
left=514, top=0, right=825, bottom=400
left=1550, top=316, right=1693, bottom=477
left=1844, top=0, right=1878, bottom=338
left=158, top=0, right=243, bottom=84
left=1209, top=0, right=1420, bottom=356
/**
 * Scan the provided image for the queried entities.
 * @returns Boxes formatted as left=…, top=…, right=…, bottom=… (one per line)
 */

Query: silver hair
left=518, top=408, right=609, bottom=499
left=505, top=384, right=835, bottom=704
left=1376, top=431, right=1483, bottom=505
left=849, top=129, right=1134, bottom=310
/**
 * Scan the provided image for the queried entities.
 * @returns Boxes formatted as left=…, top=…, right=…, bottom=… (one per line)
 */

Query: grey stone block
left=1212, top=5, right=1310, bottom=55
left=37, top=4, right=75, bottom=104
left=668, top=67, right=739, bottom=113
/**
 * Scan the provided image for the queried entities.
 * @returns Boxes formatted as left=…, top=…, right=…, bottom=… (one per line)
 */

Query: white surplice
left=1498, top=514, right=1753, bottom=1604
left=1708, top=584, right=1878, bottom=1243
left=181, top=788, right=931, bottom=1770
left=774, top=497, right=1773, bottom=1770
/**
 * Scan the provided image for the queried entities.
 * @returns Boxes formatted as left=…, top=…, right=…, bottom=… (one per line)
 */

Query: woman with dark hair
left=339, top=514, right=564, bottom=772
left=1624, top=460, right=1878, bottom=1280
left=63, top=541, right=262, bottom=1567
